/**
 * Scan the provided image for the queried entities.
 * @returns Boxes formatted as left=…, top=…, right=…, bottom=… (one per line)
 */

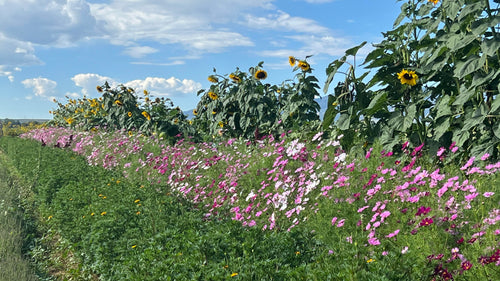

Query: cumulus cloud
left=70, top=73, right=202, bottom=101
left=22, top=77, right=58, bottom=100
left=71, top=73, right=117, bottom=96
left=124, top=77, right=202, bottom=97
left=0, top=0, right=99, bottom=47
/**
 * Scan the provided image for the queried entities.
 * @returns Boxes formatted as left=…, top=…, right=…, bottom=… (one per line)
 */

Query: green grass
left=0, top=151, right=38, bottom=281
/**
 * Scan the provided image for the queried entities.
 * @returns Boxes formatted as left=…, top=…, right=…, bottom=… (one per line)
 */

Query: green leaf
left=365, top=92, right=387, bottom=115
left=388, top=111, right=403, bottom=131
left=452, top=87, right=475, bottom=107
left=481, top=38, right=500, bottom=57
left=442, top=1, right=461, bottom=18
left=336, top=113, right=351, bottom=130
left=416, top=2, right=434, bottom=16
left=492, top=95, right=500, bottom=114
left=454, top=55, right=486, bottom=79
left=403, top=104, right=416, bottom=131
left=434, top=118, right=450, bottom=140
left=435, top=95, right=452, bottom=119
left=322, top=96, right=337, bottom=130
left=494, top=121, right=500, bottom=139
left=345, top=41, right=367, bottom=57
left=324, top=57, right=346, bottom=94
left=446, top=34, right=477, bottom=52
left=393, top=2, right=409, bottom=27
left=454, top=130, right=470, bottom=147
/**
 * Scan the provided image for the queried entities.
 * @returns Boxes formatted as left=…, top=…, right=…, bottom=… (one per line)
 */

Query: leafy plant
left=323, top=0, right=500, bottom=161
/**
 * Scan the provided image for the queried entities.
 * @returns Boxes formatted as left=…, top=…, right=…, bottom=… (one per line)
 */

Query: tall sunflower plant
left=194, top=60, right=321, bottom=140
left=323, top=0, right=500, bottom=161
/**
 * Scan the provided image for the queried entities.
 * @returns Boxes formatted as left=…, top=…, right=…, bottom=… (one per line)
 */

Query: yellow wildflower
left=231, top=273, right=238, bottom=277
left=289, top=56, right=296, bottom=67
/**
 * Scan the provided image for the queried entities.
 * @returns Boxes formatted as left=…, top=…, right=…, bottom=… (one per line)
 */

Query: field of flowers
left=0, top=125, right=496, bottom=280
left=0, top=0, right=498, bottom=280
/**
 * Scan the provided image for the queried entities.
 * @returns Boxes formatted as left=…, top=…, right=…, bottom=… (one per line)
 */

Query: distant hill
left=1, top=119, right=50, bottom=124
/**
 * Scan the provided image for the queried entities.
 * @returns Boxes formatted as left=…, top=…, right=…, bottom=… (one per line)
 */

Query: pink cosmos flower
left=386, top=229, right=400, bottom=238
left=368, top=237, right=380, bottom=245
left=483, top=192, right=495, bottom=198
left=481, top=153, right=490, bottom=161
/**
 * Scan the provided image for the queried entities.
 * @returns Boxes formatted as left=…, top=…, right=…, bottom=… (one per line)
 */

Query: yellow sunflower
left=128, top=112, right=132, bottom=117
left=96, top=86, right=103, bottom=92
left=254, top=69, right=267, bottom=80
left=428, top=0, right=439, bottom=5
left=115, top=100, right=123, bottom=106
left=208, top=75, right=219, bottom=83
left=397, top=69, right=419, bottom=86
left=229, top=73, right=242, bottom=83
left=208, top=91, right=218, bottom=100
left=142, top=111, right=151, bottom=121
left=298, top=60, right=310, bottom=72
left=193, top=109, right=198, bottom=115
left=289, top=56, right=296, bottom=67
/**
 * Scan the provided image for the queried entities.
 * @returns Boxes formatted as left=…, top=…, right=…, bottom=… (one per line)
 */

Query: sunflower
left=128, top=112, right=132, bottom=117
left=428, top=0, right=439, bottom=4
left=208, top=75, right=219, bottom=83
left=298, top=60, right=310, bottom=72
left=96, top=86, right=103, bottom=92
left=208, top=91, right=218, bottom=100
left=229, top=73, right=242, bottom=83
left=142, top=111, right=151, bottom=121
left=218, top=121, right=224, bottom=128
left=397, top=69, right=419, bottom=86
left=193, top=109, right=198, bottom=115
left=254, top=69, right=267, bottom=80
left=289, top=56, right=296, bottom=67
left=115, top=100, right=123, bottom=106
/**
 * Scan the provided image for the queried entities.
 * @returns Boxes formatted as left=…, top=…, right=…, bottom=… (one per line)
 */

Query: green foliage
left=323, top=0, right=500, bottom=160
left=194, top=61, right=321, bottom=140
left=49, top=83, right=189, bottom=142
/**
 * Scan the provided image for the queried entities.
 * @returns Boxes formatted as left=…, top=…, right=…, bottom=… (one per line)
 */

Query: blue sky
left=0, top=0, right=402, bottom=119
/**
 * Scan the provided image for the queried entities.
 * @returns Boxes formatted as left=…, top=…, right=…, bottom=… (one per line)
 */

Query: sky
left=0, top=0, right=402, bottom=119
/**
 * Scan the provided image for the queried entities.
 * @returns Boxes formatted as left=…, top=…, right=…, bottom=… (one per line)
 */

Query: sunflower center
left=256, top=72, right=266, bottom=79
left=403, top=73, right=413, bottom=80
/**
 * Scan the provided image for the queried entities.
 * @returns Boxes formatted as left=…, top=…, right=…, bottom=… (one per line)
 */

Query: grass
left=0, top=151, right=38, bottom=281
left=1, top=129, right=500, bottom=280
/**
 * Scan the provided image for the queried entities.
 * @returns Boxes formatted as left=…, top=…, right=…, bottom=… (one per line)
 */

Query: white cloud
left=122, top=46, right=159, bottom=58
left=22, top=77, right=57, bottom=100
left=71, top=73, right=117, bottom=96
left=0, top=34, right=41, bottom=66
left=124, top=77, right=202, bottom=96
left=70, top=73, right=202, bottom=103
left=0, top=0, right=99, bottom=47
left=243, top=10, right=330, bottom=35
left=89, top=0, right=269, bottom=53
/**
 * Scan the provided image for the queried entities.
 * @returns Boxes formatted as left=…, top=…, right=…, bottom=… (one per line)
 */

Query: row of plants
left=46, top=0, right=500, bottom=162
left=10, top=125, right=500, bottom=280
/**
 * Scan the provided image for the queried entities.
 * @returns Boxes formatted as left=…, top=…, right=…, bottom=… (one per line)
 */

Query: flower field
left=0, top=126, right=497, bottom=280
left=0, top=0, right=499, bottom=280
